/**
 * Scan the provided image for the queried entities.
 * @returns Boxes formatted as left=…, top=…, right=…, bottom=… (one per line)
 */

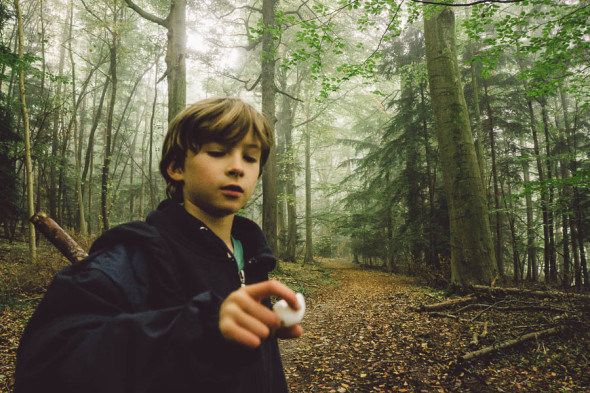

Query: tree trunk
left=526, top=95, right=550, bottom=282
left=519, top=138, right=537, bottom=281
left=49, top=6, right=68, bottom=221
left=101, top=41, right=118, bottom=232
left=401, top=74, right=422, bottom=263
left=123, top=0, right=186, bottom=122
left=276, top=73, right=298, bottom=262
left=261, top=0, right=279, bottom=257
left=424, top=8, right=496, bottom=286
left=420, top=82, right=438, bottom=268
left=540, top=98, right=557, bottom=282
left=502, top=178, right=520, bottom=282
left=483, top=81, right=503, bottom=279
left=82, top=78, right=110, bottom=198
left=68, top=0, right=86, bottom=235
left=14, top=0, right=36, bottom=259
left=468, top=46, right=486, bottom=184
left=304, top=103, right=313, bottom=265
left=516, top=57, right=550, bottom=283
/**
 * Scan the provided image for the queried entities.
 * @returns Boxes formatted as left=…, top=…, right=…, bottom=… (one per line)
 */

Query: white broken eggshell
left=273, top=292, right=305, bottom=327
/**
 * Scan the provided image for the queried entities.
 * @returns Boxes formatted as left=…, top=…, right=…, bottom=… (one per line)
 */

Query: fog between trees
left=1, top=0, right=588, bottom=288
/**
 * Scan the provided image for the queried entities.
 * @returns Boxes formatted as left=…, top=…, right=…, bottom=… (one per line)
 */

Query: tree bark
left=424, top=8, right=496, bottom=286
left=261, top=0, right=279, bottom=257
left=468, top=45, right=486, bottom=186
left=304, top=102, right=313, bottom=265
left=461, top=326, right=565, bottom=361
left=48, top=4, right=68, bottom=222
left=123, top=0, right=186, bottom=122
left=30, top=213, right=88, bottom=264
left=420, top=82, right=438, bottom=268
left=14, top=0, right=36, bottom=260
left=540, top=98, right=557, bottom=283
left=526, top=93, right=550, bottom=283
left=276, top=71, right=299, bottom=262
left=82, top=78, right=110, bottom=198
left=483, top=81, right=503, bottom=279
left=67, top=0, right=86, bottom=235
left=101, top=40, right=118, bottom=232
left=519, top=138, right=537, bottom=281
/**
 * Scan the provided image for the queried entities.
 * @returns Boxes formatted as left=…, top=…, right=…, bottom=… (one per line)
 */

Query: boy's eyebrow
left=244, top=143, right=261, bottom=150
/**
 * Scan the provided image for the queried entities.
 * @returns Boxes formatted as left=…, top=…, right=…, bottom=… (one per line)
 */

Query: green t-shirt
left=231, top=236, right=244, bottom=271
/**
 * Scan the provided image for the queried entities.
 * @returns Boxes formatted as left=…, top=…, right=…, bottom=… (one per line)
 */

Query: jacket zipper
left=200, top=225, right=245, bottom=288
left=238, top=269, right=246, bottom=287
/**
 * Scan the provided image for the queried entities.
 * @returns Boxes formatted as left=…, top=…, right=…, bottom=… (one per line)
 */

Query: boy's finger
left=220, top=319, right=261, bottom=348
left=237, top=296, right=280, bottom=328
left=275, top=324, right=303, bottom=339
left=244, top=280, right=300, bottom=310
left=233, top=309, right=272, bottom=339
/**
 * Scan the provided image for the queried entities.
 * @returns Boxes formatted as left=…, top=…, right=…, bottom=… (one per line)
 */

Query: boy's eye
left=207, top=151, right=225, bottom=157
left=244, top=155, right=258, bottom=163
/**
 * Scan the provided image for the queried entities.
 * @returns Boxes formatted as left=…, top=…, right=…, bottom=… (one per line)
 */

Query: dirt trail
left=278, top=260, right=589, bottom=393
left=279, top=260, right=448, bottom=393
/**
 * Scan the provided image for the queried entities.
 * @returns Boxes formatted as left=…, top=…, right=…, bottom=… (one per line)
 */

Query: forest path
left=278, top=260, right=490, bottom=393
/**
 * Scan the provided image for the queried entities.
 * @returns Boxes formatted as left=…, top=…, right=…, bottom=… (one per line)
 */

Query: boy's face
left=168, top=129, right=262, bottom=220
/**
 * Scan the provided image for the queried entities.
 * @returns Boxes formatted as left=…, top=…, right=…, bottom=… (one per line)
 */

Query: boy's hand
left=219, top=280, right=303, bottom=348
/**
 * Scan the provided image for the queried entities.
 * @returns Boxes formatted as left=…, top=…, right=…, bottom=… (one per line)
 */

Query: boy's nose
left=227, top=154, right=244, bottom=177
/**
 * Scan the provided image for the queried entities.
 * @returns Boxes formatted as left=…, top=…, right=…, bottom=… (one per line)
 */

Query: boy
left=15, top=97, right=302, bottom=392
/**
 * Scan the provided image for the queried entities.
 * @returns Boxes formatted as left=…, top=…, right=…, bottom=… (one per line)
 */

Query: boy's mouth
left=220, top=185, right=244, bottom=197
left=221, top=185, right=244, bottom=193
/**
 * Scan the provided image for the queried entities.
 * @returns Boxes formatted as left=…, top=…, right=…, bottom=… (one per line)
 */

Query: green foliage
left=463, top=0, right=590, bottom=106
left=278, top=0, right=413, bottom=99
left=0, top=92, right=20, bottom=226
left=0, top=5, right=21, bottom=228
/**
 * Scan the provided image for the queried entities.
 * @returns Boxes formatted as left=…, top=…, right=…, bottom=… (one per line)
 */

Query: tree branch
left=276, top=88, right=304, bottom=103
left=80, top=0, right=112, bottom=35
left=412, top=0, right=524, bottom=6
left=215, top=4, right=261, bottom=19
left=30, top=213, right=88, bottom=264
left=460, top=326, right=565, bottom=361
left=246, top=74, right=261, bottom=91
left=365, top=0, right=405, bottom=62
left=123, top=0, right=167, bottom=27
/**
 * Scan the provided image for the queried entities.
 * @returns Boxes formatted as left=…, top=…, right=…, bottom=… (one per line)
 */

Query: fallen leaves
left=279, top=260, right=590, bottom=392
left=0, top=299, right=38, bottom=393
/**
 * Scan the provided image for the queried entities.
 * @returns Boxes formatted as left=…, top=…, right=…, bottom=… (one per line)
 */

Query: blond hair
left=160, top=97, right=273, bottom=202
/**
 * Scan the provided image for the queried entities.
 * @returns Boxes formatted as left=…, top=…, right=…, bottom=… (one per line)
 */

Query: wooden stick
left=427, top=312, right=489, bottom=325
left=418, top=295, right=477, bottom=312
left=460, top=326, right=565, bottom=361
left=471, top=285, right=590, bottom=302
left=30, top=212, right=88, bottom=264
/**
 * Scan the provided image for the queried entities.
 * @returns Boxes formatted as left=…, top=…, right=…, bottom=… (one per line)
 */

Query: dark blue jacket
left=15, top=200, right=288, bottom=393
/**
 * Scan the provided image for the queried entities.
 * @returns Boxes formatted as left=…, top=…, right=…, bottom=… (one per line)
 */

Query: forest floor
left=278, top=259, right=590, bottom=393
left=1, top=249, right=589, bottom=392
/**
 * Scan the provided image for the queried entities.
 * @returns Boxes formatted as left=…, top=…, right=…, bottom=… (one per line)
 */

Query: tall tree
left=67, top=0, right=86, bottom=235
left=261, top=0, right=279, bottom=256
left=13, top=0, right=36, bottom=259
left=124, top=0, right=186, bottom=121
left=424, top=7, right=497, bottom=286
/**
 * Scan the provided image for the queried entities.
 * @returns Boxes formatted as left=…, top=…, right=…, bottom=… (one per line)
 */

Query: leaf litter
left=1, top=258, right=588, bottom=392
left=279, top=260, right=589, bottom=393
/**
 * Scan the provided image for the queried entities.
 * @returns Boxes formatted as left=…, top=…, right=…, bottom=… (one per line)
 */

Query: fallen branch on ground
left=418, top=295, right=476, bottom=312
left=428, top=311, right=490, bottom=325
left=471, top=285, right=590, bottom=302
left=30, top=212, right=88, bottom=264
left=460, top=326, right=566, bottom=361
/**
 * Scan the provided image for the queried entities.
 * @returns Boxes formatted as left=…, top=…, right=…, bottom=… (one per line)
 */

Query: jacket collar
left=147, top=199, right=276, bottom=273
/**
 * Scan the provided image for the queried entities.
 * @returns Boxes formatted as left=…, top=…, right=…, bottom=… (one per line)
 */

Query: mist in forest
left=1, top=0, right=588, bottom=288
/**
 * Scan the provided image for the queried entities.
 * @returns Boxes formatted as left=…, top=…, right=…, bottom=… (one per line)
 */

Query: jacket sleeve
left=14, top=243, right=230, bottom=393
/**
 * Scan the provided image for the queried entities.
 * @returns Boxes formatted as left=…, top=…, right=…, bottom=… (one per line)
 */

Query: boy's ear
left=167, top=162, right=184, bottom=181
